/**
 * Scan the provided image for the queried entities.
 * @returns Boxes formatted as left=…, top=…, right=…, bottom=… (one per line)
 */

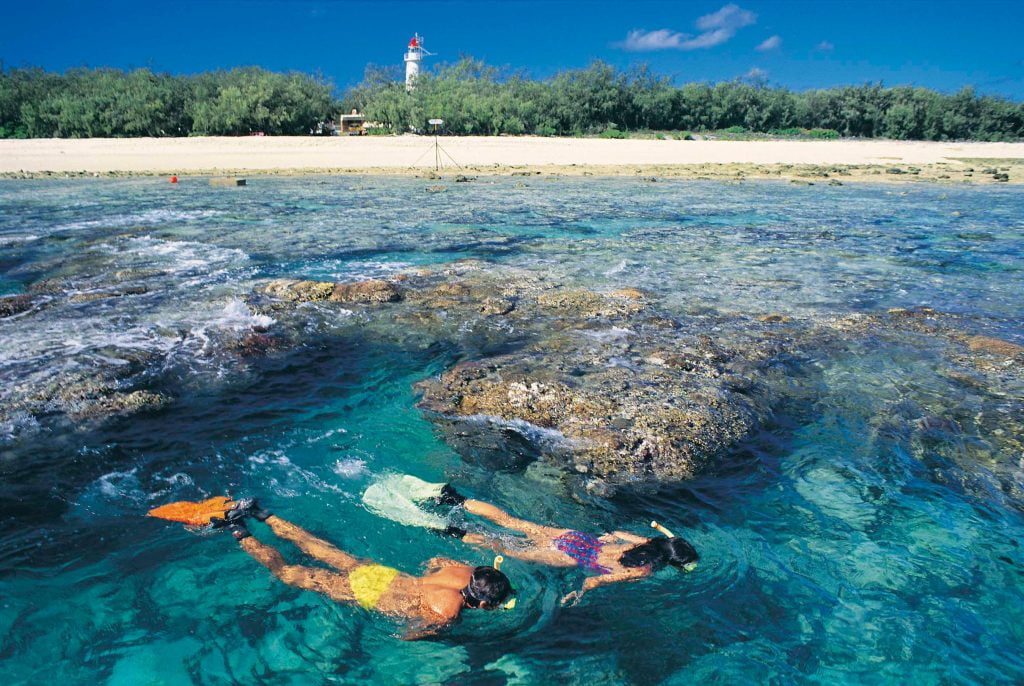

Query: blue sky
left=2, top=0, right=1022, bottom=98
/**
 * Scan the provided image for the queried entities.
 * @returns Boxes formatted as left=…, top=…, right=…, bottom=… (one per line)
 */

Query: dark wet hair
left=619, top=537, right=699, bottom=572
left=461, top=566, right=514, bottom=609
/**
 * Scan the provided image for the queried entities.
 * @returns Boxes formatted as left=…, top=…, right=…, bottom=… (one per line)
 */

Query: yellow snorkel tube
left=650, top=520, right=675, bottom=538
left=492, top=555, right=517, bottom=609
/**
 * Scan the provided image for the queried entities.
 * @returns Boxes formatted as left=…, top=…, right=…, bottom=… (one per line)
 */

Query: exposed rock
left=261, top=279, right=335, bottom=302
left=227, top=332, right=288, bottom=357
left=758, top=313, right=792, bottom=323
left=535, top=288, right=645, bottom=318
left=4, top=367, right=170, bottom=425
left=28, top=279, right=67, bottom=295
left=260, top=278, right=401, bottom=305
left=479, top=297, right=515, bottom=316
left=69, top=390, right=168, bottom=421
left=610, top=287, right=648, bottom=302
left=0, top=294, right=33, bottom=318
left=330, top=280, right=402, bottom=304
left=432, top=282, right=471, bottom=297
left=68, top=286, right=148, bottom=303
left=114, top=268, right=167, bottom=282
left=964, top=335, right=1024, bottom=359
left=416, top=328, right=777, bottom=482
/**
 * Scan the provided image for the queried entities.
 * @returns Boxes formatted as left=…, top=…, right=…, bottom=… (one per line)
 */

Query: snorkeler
left=361, top=476, right=699, bottom=605
left=148, top=496, right=515, bottom=637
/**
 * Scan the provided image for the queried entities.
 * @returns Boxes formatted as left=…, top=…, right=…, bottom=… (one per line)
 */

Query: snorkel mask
left=461, top=556, right=517, bottom=610
left=651, top=520, right=698, bottom=573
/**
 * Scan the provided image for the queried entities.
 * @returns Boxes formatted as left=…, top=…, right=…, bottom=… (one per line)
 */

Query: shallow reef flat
left=2, top=176, right=1023, bottom=683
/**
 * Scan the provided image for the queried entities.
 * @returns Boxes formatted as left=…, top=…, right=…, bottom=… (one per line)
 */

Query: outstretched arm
left=401, top=623, right=449, bottom=641
left=463, top=499, right=562, bottom=539
left=560, top=567, right=649, bottom=605
left=263, top=515, right=361, bottom=572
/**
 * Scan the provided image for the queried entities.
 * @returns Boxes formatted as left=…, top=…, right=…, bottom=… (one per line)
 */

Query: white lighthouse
left=404, top=33, right=430, bottom=91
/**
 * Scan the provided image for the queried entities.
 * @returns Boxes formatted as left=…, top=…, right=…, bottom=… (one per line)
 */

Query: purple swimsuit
left=554, top=530, right=612, bottom=575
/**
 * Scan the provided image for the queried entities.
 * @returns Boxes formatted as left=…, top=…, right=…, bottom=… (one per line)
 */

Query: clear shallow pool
left=1, top=176, right=1022, bottom=684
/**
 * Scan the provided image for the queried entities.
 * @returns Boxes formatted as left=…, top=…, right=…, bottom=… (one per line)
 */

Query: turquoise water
left=1, top=176, right=1023, bottom=684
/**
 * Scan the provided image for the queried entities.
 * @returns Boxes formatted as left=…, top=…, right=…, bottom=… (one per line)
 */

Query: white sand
left=1, top=136, right=1022, bottom=175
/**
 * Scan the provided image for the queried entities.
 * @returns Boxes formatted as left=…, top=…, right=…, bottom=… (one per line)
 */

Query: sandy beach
left=2, top=136, right=1022, bottom=183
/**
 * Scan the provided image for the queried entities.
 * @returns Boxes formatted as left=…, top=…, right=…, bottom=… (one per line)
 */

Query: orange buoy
left=170, top=175, right=178, bottom=184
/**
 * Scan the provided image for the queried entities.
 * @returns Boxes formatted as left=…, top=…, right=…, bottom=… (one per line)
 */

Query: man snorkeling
left=148, top=497, right=515, bottom=637
left=361, top=476, right=699, bottom=606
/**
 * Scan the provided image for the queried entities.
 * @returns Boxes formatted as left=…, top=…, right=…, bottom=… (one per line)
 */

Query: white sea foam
left=0, top=235, right=40, bottom=247
left=57, top=209, right=222, bottom=232
left=95, top=469, right=145, bottom=501
left=305, top=428, right=347, bottom=444
left=218, top=299, right=275, bottom=331
left=580, top=326, right=636, bottom=342
left=461, top=413, right=579, bottom=450
left=112, top=235, right=249, bottom=275
left=604, top=259, right=629, bottom=276
left=248, top=449, right=347, bottom=496
left=305, top=259, right=415, bottom=282
left=332, top=458, right=368, bottom=478
left=0, top=410, right=40, bottom=441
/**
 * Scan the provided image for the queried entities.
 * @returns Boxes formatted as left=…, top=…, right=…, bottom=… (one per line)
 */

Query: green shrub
left=534, top=124, right=557, bottom=137
left=673, top=130, right=695, bottom=140
left=598, top=126, right=626, bottom=139
left=722, top=125, right=747, bottom=134
left=364, top=126, right=391, bottom=136
left=806, top=128, right=840, bottom=139
left=0, top=124, right=27, bottom=139
left=769, top=127, right=803, bottom=136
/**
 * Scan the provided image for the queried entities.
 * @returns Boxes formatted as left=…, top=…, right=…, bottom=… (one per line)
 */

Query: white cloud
left=745, top=67, right=769, bottom=79
left=816, top=41, right=835, bottom=51
left=756, top=35, right=781, bottom=51
left=696, top=4, right=757, bottom=33
left=619, top=29, right=690, bottom=51
left=616, top=3, right=756, bottom=52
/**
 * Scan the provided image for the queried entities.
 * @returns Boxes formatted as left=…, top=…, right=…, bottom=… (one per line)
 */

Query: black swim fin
left=231, top=498, right=272, bottom=522
left=437, top=484, right=466, bottom=507
left=210, top=517, right=251, bottom=540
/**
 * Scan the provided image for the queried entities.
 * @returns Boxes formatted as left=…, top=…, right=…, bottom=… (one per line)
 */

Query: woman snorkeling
left=361, top=475, right=699, bottom=606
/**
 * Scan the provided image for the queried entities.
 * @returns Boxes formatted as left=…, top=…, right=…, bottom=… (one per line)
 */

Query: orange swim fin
left=147, top=496, right=236, bottom=526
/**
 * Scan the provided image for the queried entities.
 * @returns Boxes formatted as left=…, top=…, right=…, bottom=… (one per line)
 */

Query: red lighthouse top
left=408, top=35, right=420, bottom=48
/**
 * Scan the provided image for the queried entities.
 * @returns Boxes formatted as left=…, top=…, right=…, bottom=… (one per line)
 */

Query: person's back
left=372, top=561, right=474, bottom=625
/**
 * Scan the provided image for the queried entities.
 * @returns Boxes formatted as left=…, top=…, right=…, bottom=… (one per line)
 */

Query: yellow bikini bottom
left=348, top=564, right=400, bottom=609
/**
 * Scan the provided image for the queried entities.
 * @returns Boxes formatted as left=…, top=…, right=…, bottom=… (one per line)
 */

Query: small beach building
left=339, top=109, right=366, bottom=135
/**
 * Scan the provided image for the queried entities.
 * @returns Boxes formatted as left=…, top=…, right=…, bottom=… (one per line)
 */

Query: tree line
left=2, top=60, right=1022, bottom=140
left=0, top=67, right=335, bottom=137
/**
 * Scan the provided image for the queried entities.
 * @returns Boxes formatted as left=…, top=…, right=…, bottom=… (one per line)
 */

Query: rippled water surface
left=1, top=176, right=1023, bottom=684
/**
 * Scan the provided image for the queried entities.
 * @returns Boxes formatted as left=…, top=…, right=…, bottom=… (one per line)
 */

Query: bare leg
left=463, top=532, right=574, bottom=566
left=464, top=499, right=563, bottom=540
left=263, top=515, right=361, bottom=571
left=239, top=536, right=354, bottom=602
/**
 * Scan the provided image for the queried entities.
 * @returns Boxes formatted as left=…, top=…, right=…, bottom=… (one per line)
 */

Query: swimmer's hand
left=560, top=589, right=583, bottom=607
left=401, top=625, right=442, bottom=641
